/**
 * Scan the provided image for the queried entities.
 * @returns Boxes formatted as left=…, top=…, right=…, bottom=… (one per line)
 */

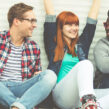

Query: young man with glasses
left=0, top=3, right=57, bottom=109
left=94, top=10, right=109, bottom=88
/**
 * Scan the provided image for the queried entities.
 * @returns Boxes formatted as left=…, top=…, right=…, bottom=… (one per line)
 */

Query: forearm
left=88, top=0, right=101, bottom=20
left=44, top=0, right=55, bottom=15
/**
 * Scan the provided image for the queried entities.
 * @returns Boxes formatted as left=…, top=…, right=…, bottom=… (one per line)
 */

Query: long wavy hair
left=54, top=11, right=79, bottom=62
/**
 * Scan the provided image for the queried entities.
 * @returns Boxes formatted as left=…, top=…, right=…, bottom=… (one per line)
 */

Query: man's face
left=18, top=10, right=37, bottom=38
left=104, top=17, right=109, bottom=37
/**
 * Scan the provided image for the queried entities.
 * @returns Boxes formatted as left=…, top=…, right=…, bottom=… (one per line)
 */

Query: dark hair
left=107, top=10, right=109, bottom=17
left=8, top=3, right=33, bottom=28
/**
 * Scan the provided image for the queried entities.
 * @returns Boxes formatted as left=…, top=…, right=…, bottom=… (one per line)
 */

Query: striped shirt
left=0, top=31, right=42, bottom=80
left=0, top=42, right=22, bottom=82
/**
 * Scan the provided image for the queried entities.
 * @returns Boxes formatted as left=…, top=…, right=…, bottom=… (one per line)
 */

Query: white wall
left=0, top=0, right=109, bottom=71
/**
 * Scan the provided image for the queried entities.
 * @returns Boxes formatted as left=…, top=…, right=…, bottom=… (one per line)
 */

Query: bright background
left=0, top=0, right=108, bottom=72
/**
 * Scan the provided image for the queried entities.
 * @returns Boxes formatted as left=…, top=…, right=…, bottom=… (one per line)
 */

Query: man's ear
left=13, top=18, right=21, bottom=26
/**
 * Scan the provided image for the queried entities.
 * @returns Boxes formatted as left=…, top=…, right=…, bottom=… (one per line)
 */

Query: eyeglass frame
left=19, top=18, right=37, bottom=24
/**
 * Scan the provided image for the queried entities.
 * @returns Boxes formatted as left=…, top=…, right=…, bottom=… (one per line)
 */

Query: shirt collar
left=6, top=30, right=31, bottom=48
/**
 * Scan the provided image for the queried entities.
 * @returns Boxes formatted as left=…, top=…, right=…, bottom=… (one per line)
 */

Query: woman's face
left=62, top=23, right=79, bottom=43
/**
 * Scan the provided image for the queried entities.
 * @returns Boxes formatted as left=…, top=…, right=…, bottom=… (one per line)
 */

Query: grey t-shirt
left=94, top=37, right=109, bottom=74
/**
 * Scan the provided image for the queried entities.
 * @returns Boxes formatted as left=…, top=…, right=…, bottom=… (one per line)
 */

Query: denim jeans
left=0, top=69, right=57, bottom=109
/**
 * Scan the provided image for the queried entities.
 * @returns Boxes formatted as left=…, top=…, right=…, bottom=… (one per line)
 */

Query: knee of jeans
left=45, top=69, right=57, bottom=87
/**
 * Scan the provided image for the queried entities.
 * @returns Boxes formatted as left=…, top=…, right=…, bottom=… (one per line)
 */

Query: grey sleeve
left=45, top=15, right=56, bottom=22
left=87, top=17, right=97, bottom=25
left=94, top=39, right=109, bottom=74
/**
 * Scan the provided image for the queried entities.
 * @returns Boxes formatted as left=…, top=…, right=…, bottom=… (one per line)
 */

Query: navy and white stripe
left=0, top=42, right=22, bottom=82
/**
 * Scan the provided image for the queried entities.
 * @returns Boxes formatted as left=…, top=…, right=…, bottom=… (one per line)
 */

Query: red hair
left=54, top=11, right=79, bottom=62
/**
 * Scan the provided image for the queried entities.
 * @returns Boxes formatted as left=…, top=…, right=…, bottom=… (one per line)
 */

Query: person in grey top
left=94, top=10, right=109, bottom=88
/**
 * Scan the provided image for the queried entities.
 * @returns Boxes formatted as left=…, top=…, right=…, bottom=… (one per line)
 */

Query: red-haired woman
left=44, top=0, right=101, bottom=109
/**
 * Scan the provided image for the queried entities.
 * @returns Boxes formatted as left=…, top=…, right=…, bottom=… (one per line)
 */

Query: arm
left=43, top=0, right=56, bottom=59
left=79, top=0, right=101, bottom=58
left=94, top=38, right=109, bottom=74
left=43, top=0, right=60, bottom=75
left=33, top=44, right=42, bottom=75
left=88, top=0, right=101, bottom=20
left=44, top=0, right=54, bottom=15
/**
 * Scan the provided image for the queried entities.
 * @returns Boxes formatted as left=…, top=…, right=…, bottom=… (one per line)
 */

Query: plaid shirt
left=0, top=30, right=42, bottom=81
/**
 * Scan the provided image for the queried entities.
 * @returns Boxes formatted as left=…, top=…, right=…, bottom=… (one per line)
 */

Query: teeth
left=70, top=32, right=76, bottom=34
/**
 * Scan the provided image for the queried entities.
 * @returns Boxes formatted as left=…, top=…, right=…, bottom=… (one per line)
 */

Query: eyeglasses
left=20, top=18, right=37, bottom=24
left=103, top=22, right=109, bottom=28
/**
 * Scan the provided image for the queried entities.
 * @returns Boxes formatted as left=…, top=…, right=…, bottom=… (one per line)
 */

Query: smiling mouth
left=69, top=31, right=77, bottom=34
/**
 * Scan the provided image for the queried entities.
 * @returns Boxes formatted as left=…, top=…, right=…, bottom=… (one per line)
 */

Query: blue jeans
left=0, top=69, right=57, bottom=109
